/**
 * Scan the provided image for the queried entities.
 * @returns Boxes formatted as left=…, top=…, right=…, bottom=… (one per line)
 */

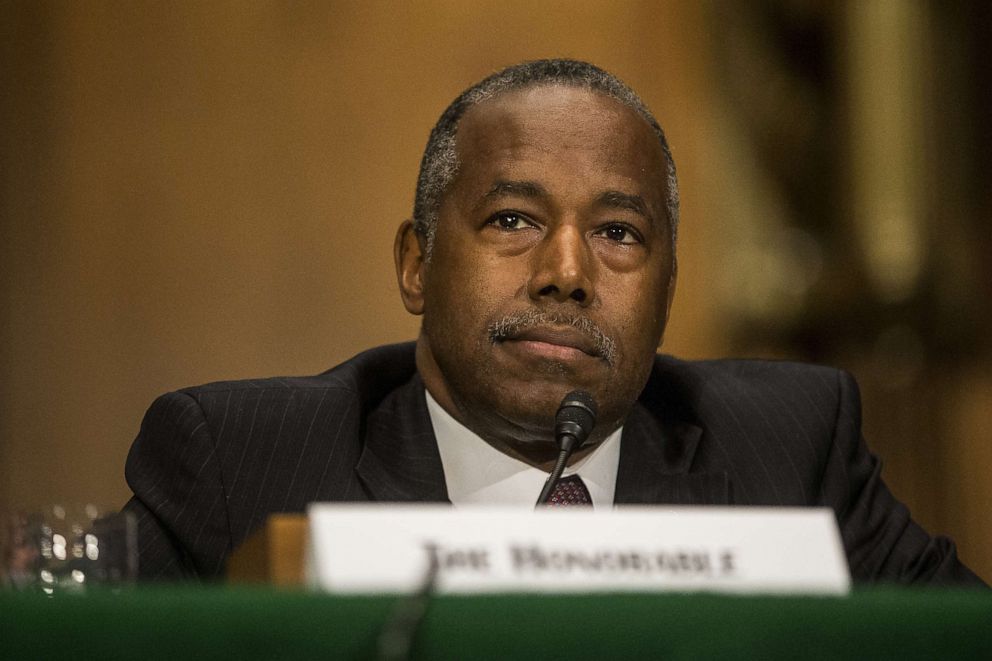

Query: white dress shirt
left=425, top=391, right=621, bottom=508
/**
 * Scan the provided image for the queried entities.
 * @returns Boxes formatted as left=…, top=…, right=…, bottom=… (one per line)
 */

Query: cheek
left=423, top=253, right=498, bottom=344
left=431, top=242, right=525, bottom=312
left=606, top=277, right=670, bottom=355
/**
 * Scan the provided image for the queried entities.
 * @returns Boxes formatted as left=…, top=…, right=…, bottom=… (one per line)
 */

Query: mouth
left=502, top=326, right=601, bottom=361
left=487, top=311, right=618, bottom=366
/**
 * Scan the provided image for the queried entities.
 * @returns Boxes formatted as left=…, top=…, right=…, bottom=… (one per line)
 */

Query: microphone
left=536, top=390, right=598, bottom=506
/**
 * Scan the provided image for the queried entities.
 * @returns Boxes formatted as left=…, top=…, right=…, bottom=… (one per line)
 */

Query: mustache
left=487, top=310, right=618, bottom=365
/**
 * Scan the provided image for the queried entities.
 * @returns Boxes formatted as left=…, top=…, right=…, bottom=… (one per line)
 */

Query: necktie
left=548, top=475, right=592, bottom=506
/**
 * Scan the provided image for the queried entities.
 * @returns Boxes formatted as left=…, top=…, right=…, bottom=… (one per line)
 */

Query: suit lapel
left=354, top=374, right=450, bottom=503
left=614, top=400, right=730, bottom=505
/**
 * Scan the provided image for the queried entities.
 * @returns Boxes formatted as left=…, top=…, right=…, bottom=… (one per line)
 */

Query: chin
left=493, top=379, right=579, bottom=428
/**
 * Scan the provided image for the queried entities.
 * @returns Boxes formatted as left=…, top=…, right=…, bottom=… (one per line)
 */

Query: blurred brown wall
left=1, top=1, right=987, bottom=582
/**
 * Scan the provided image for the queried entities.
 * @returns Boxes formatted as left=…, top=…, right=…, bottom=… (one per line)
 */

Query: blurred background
left=1, top=1, right=989, bottom=581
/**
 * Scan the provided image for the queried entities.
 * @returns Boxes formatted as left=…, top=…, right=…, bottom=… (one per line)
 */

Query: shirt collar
left=425, top=390, right=621, bottom=509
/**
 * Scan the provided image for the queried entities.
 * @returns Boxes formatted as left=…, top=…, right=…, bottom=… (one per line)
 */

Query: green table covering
left=2, top=587, right=990, bottom=659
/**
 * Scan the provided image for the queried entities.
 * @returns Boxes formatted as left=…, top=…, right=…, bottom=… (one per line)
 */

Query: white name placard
left=305, top=505, right=850, bottom=595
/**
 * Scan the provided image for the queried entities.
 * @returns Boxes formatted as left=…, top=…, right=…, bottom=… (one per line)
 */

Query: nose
left=527, top=224, right=595, bottom=306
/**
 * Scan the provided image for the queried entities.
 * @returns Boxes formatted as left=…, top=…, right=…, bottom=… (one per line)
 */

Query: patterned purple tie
left=548, top=475, right=593, bottom=506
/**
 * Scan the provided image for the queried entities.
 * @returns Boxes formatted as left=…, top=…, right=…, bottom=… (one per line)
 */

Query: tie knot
left=548, top=474, right=592, bottom=506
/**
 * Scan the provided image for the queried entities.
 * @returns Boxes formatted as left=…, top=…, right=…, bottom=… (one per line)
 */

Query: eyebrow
left=482, top=179, right=548, bottom=200
left=597, top=190, right=651, bottom=221
left=480, top=179, right=654, bottom=223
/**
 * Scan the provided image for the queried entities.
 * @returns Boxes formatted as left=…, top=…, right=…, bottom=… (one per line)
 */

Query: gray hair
left=412, top=59, right=679, bottom=259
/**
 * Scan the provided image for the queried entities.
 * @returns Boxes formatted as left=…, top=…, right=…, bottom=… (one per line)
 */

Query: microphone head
left=555, top=390, right=598, bottom=449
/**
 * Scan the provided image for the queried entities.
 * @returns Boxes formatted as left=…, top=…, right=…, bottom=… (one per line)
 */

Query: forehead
left=451, top=85, right=669, bottom=208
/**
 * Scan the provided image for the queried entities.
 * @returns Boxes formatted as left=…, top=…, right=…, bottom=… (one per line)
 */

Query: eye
left=486, top=211, right=535, bottom=231
left=596, top=223, right=642, bottom=245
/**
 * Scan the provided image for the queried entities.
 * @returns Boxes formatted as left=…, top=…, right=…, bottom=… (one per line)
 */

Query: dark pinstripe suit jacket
left=123, top=342, right=983, bottom=585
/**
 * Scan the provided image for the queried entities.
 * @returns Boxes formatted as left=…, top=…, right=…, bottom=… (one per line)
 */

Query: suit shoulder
left=175, top=342, right=418, bottom=399
left=178, top=372, right=351, bottom=397
left=657, top=354, right=844, bottom=382
left=650, top=354, right=851, bottom=414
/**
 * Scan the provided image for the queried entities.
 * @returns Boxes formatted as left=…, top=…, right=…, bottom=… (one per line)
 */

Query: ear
left=394, top=219, right=427, bottom=315
left=666, top=254, right=678, bottom=317
left=657, top=253, right=679, bottom=349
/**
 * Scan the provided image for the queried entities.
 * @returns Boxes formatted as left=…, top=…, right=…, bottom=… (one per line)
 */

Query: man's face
left=398, top=85, right=676, bottom=450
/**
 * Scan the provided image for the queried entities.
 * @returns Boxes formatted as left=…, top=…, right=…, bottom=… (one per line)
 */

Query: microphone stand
left=535, top=433, right=580, bottom=506
left=375, top=551, right=440, bottom=661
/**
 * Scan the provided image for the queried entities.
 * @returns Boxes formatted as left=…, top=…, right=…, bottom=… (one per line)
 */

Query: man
left=124, top=59, right=983, bottom=585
